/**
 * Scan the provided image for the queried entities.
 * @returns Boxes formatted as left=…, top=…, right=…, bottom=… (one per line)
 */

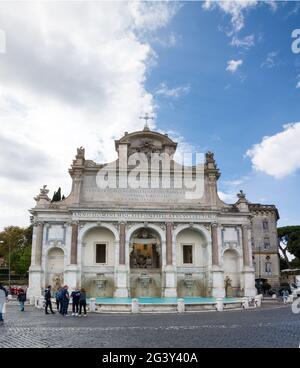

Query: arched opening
left=175, top=227, right=209, bottom=297
left=81, top=226, right=116, bottom=297
left=129, top=227, right=162, bottom=297
left=46, top=247, right=64, bottom=291
left=223, top=249, right=241, bottom=297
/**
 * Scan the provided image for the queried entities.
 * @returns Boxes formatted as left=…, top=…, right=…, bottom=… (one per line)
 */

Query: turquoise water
left=88, top=297, right=240, bottom=305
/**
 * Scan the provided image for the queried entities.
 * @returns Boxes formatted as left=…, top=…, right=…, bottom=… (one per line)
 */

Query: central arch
left=128, top=225, right=163, bottom=297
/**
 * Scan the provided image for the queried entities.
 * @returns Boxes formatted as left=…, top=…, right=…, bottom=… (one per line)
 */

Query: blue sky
left=0, top=1, right=299, bottom=228
left=145, top=1, right=300, bottom=226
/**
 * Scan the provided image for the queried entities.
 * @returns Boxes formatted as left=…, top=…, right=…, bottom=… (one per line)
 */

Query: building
left=27, top=126, right=280, bottom=299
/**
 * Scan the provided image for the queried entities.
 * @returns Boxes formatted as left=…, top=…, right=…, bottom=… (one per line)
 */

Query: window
left=263, top=239, right=270, bottom=250
left=262, top=220, right=269, bottom=231
left=265, top=256, right=272, bottom=275
left=96, top=243, right=106, bottom=264
left=183, top=245, right=193, bottom=264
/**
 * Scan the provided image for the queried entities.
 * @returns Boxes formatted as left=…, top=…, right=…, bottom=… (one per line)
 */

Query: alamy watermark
left=95, top=146, right=205, bottom=201
left=291, top=29, right=300, bottom=54
left=0, top=29, right=6, bottom=54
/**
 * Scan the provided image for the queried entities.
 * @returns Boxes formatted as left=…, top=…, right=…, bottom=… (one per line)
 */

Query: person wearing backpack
left=17, top=289, right=26, bottom=312
left=0, top=284, right=8, bottom=325
left=44, top=285, right=55, bottom=315
left=71, top=288, right=80, bottom=316
left=61, top=285, right=70, bottom=316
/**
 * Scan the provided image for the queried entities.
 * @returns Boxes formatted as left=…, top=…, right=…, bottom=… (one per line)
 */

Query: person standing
left=17, top=289, right=26, bottom=312
left=71, top=288, right=80, bottom=316
left=0, top=284, right=8, bottom=325
left=55, top=288, right=62, bottom=312
left=61, top=285, right=70, bottom=316
left=44, top=285, right=55, bottom=315
left=78, top=288, right=87, bottom=317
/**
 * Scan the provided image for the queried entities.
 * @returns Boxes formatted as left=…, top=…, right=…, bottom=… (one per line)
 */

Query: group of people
left=44, top=285, right=87, bottom=317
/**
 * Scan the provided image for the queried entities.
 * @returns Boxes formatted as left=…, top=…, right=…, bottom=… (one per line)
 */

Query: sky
left=0, top=1, right=299, bottom=229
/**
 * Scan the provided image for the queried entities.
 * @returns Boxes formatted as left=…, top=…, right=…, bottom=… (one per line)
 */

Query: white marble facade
left=27, top=127, right=280, bottom=299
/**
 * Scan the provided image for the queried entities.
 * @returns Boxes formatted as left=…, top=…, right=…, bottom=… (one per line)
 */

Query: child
left=17, top=289, right=26, bottom=312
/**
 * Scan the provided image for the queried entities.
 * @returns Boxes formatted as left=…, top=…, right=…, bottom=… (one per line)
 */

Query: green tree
left=278, top=226, right=300, bottom=269
left=0, top=225, right=32, bottom=275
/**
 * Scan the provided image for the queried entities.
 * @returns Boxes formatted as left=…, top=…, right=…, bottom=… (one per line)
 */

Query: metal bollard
left=90, top=298, right=96, bottom=312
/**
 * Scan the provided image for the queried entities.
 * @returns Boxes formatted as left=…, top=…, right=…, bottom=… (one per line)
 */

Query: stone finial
left=34, top=185, right=50, bottom=207
left=72, top=146, right=85, bottom=167
left=235, top=189, right=249, bottom=212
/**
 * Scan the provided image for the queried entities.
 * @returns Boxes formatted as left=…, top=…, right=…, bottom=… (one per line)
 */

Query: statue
left=224, top=276, right=233, bottom=298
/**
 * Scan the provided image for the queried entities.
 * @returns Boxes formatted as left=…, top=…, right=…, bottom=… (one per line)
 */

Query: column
left=164, top=222, right=177, bottom=297
left=70, top=222, right=78, bottom=265
left=28, top=221, right=44, bottom=298
left=64, top=221, right=79, bottom=289
left=241, top=224, right=256, bottom=297
left=211, top=222, right=225, bottom=298
left=242, top=225, right=250, bottom=267
left=114, top=222, right=128, bottom=297
left=166, top=222, right=173, bottom=265
left=34, top=222, right=44, bottom=265
left=119, top=222, right=126, bottom=265
left=211, top=222, right=219, bottom=266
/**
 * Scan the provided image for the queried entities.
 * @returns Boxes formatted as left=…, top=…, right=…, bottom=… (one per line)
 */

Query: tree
left=278, top=226, right=300, bottom=269
left=0, top=225, right=32, bottom=275
left=51, top=187, right=62, bottom=202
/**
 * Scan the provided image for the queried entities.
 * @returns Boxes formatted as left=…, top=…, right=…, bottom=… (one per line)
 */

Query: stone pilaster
left=166, top=222, right=173, bottom=265
left=70, top=222, right=78, bottom=265
left=35, top=222, right=44, bottom=265
left=211, top=222, right=225, bottom=298
left=28, top=221, right=44, bottom=298
left=119, top=222, right=126, bottom=265
left=241, top=224, right=256, bottom=297
left=114, top=222, right=128, bottom=297
left=164, top=222, right=177, bottom=297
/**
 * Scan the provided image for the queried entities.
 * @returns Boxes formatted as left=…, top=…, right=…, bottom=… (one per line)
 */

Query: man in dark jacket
left=61, top=285, right=70, bottom=316
left=71, top=288, right=80, bottom=316
left=44, top=285, right=55, bottom=314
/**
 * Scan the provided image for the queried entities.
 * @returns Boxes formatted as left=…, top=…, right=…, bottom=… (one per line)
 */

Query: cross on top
left=139, top=113, right=154, bottom=130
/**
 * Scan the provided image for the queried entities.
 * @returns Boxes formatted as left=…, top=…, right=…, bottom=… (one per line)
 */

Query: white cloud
left=218, top=191, right=237, bottom=203
left=0, top=1, right=179, bottom=228
left=203, top=1, right=258, bottom=33
left=230, top=34, right=255, bottom=48
left=296, top=80, right=300, bottom=89
left=155, top=82, right=191, bottom=98
left=226, top=59, right=243, bottom=72
left=246, top=123, right=300, bottom=178
left=261, top=51, right=279, bottom=69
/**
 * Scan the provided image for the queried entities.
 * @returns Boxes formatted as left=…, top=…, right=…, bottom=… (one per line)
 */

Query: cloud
left=218, top=191, right=237, bottom=203
left=261, top=51, right=279, bottom=69
left=246, top=123, right=300, bottom=178
left=226, top=59, right=243, bottom=72
left=203, top=1, right=258, bottom=34
left=230, top=34, right=255, bottom=48
left=155, top=82, right=191, bottom=98
left=0, top=1, right=179, bottom=228
left=296, top=79, right=300, bottom=89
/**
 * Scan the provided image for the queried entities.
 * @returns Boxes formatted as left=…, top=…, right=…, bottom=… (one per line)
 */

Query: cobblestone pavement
left=0, top=304, right=299, bottom=348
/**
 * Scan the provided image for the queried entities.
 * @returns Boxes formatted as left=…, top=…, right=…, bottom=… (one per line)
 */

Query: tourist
left=282, top=289, right=289, bottom=304
left=44, top=285, right=55, bottom=315
left=0, top=284, right=8, bottom=325
left=17, top=289, right=26, bottom=312
left=61, top=285, right=70, bottom=316
left=71, top=288, right=80, bottom=316
left=78, top=288, right=87, bottom=317
left=55, top=288, right=62, bottom=312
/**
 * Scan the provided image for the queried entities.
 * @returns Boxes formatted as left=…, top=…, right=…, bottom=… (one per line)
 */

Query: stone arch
left=46, top=247, right=65, bottom=291
left=172, top=224, right=211, bottom=245
left=126, top=223, right=165, bottom=244
left=223, top=248, right=241, bottom=297
left=174, top=224, right=210, bottom=297
left=78, top=222, right=119, bottom=243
